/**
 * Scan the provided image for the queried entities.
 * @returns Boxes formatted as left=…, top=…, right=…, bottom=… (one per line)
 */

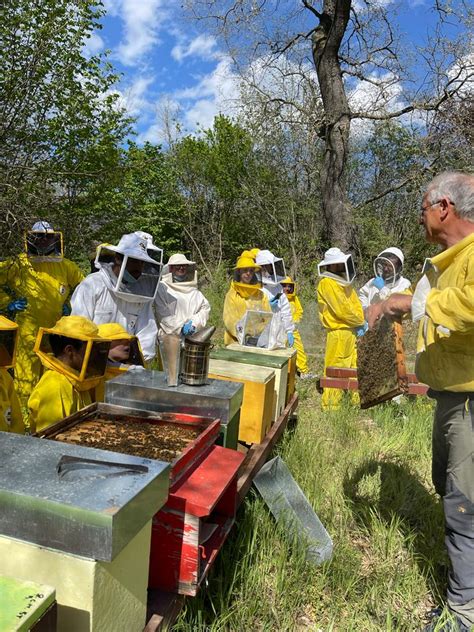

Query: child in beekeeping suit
left=317, top=248, right=365, bottom=410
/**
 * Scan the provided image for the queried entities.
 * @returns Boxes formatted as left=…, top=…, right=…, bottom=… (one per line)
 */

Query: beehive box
left=226, top=343, right=297, bottom=404
left=38, top=402, right=220, bottom=487
left=210, top=348, right=288, bottom=419
left=357, top=319, right=408, bottom=408
left=208, top=359, right=275, bottom=444
left=0, top=576, right=56, bottom=632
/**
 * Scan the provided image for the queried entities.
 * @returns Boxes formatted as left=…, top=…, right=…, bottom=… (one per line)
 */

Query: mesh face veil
left=95, top=235, right=162, bottom=301
left=35, top=327, right=110, bottom=387
left=26, top=231, right=64, bottom=261
left=169, top=264, right=196, bottom=283
left=318, top=248, right=356, bottom=286
left=373, top=252, right=403, bottom=287
left=233, top=267, right=262, bottom=285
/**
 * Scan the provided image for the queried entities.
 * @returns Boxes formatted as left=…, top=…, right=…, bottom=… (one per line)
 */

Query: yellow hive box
left=226, top=344, right=297, bottom=404
left=0, top=521, right=152, bottom=632
left=208, top=359, right=275, bottom=444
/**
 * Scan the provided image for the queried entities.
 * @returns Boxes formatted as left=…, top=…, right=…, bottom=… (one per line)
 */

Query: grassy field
left=172, top=297, right=448, bottom=631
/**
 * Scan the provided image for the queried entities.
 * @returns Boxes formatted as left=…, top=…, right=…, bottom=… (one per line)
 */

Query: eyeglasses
left=420, top=200, right=441, bottom=215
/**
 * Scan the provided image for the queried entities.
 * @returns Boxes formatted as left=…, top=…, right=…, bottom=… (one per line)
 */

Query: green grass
left=171, top=290, right=446, bottom=631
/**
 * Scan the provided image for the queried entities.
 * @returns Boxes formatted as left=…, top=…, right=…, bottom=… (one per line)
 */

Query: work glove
left=287, top=331, right=295, bottom=347
left=62, top=303, right=71, bottom=316
left=373, top=276, right=385, bottom=290
left=355, top=322, right=369, bottom=337
left=182, top=320, right=196, bottom=336
left=7, top=298, right=27, bottom=315
left=269, top=295, right=280, bottom=312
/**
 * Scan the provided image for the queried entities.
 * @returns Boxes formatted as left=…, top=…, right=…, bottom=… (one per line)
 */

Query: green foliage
left=0, top=0, right=131, bottom=257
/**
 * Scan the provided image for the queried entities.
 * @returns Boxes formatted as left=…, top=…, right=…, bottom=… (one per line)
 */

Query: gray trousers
left=430, top=390, right=474, bottom=629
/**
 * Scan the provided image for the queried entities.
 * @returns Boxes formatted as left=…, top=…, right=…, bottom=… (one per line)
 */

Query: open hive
left=52, top=416, right=202, bottom=462
left=37, top=403, right=221, bottom=485
left=357, top=318, right=408, bottom=408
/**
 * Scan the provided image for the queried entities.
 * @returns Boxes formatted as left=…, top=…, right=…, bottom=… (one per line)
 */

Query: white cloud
left=171, top=34, right=218, bottom=63
left=83, top=32, right=104, bottom=57
left=115, top=0, right=168, bottom=66
left=176, top=57, right=241, bottom=129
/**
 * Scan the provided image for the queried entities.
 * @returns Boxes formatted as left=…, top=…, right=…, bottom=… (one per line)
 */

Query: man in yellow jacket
left=281, top=276, right=313, bottom=378
left=0, top=316, right=24, bottom=434
left=317, top=248, right=365, bottom=410
left=28, top=315, right=110, bottom=434
left=0, top=221, right=83, bottom=410
left=367, top=171, right=474, bottom=632
left=223, top=250, right=271, bottom=346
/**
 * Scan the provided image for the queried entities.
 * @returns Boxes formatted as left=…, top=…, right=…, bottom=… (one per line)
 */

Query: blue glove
left=287, top=331, right=295, bottom=347
left=269, top=295, right=280, bottom=312
left=356, top=322, right=369, bottom=337
left=373, top=276, right=385, bottom=290
left=182, top=320, right=196, bottom=336
left=62, top=303, right=71, bottom=316
left=7, top=298, right=27, bottom=314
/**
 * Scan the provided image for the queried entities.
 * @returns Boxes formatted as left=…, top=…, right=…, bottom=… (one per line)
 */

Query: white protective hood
left=255, top=249, right=286, bottom=287
left=94, top=233, right=161, bottom=303
left=318, top=247, right=356, bottom=286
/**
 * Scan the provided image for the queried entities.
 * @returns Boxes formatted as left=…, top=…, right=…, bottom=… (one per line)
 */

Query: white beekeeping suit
left=255, top=249, right=295, bottom=346
left=71, top=233, right=161, bottom=361
left=155, top=254, right=210, bottom=337
left=359, top=247, right=412, bottom=311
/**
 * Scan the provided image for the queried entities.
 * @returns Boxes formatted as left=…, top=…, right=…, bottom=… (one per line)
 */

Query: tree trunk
left=311, top=0, right=352, bottom=250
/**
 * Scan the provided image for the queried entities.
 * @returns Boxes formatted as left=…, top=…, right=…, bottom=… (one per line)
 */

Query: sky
left=87, top=0, right=467, bottom=144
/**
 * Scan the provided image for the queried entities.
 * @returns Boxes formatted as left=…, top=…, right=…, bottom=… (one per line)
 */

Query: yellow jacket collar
left=38, top=353, right=102, bottom=392
left=429, top=233, right=474, bottom=273
left=231, top=280, right=263, bottom=299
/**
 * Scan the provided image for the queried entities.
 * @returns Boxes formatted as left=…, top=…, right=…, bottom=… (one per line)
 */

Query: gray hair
left=427, top=171, right=474, bottom=222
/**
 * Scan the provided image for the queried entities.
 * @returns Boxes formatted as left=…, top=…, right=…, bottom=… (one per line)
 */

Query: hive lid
left=210, top=348, right=288, bottom=369
left=0, top=575, right=56, bottom=632
left=208, top=359, right=275, bottom=384
left=0, top=432, right=170, bottom=561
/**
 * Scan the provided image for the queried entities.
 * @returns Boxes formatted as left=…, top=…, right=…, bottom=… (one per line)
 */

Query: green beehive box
left=211, top=348, right=289, bottom=419
left=226, top=344, right=297, bottom=404
left=0, top=576, right=56, bottom=632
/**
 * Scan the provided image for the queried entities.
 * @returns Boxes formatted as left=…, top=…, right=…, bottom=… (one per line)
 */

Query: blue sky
left=87, top=0, right=467, bottom=143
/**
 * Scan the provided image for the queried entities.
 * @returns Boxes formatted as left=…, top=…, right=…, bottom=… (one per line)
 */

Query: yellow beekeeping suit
left=223, top=283, right=271, bottom=345
left=28, top=370, right=92, bottom=434
left=0, top=371, right=25, bottom=434
left=0, top=254, right=83, bottom=408
left=317, top=277, right=365, bottom=410
left=282, top=276, right=309, bottom=374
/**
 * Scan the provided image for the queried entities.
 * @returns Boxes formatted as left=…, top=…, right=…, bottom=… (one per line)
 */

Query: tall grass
left=174, top=286, right=445, bottom=630
left=172, top=386, right=446, bottom=631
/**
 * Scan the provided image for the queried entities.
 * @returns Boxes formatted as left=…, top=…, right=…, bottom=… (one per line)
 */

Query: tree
left=0, top=0, right=131, bottom=256
left=187, top=0, right=474, bottom=250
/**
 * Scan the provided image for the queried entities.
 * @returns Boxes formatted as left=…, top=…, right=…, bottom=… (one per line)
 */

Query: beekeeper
left=281, top=277, right=313, bottom=378
left=28, top=316, right=111, bottom=433
left=155, top=254, right=210, bottom=339
left=0, top=220, right=84, bottom=409
left=359, top=247, right=411, bottom=311
left=367, top=172, right=474, bottom=632
left=95, top=322, right=144, bottom=400
left=255, top=249, right=295, bottom=347
left=0, top=316, right=24, bottom=434
left=317, top=247, right=365, bottom=410
left=71, top=233, right=161, bottom=361
left=223, top=250, right=271, bottom=345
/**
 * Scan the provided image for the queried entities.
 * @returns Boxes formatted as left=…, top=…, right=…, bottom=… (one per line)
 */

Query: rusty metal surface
left=0, top=432, right=169, bottom=561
